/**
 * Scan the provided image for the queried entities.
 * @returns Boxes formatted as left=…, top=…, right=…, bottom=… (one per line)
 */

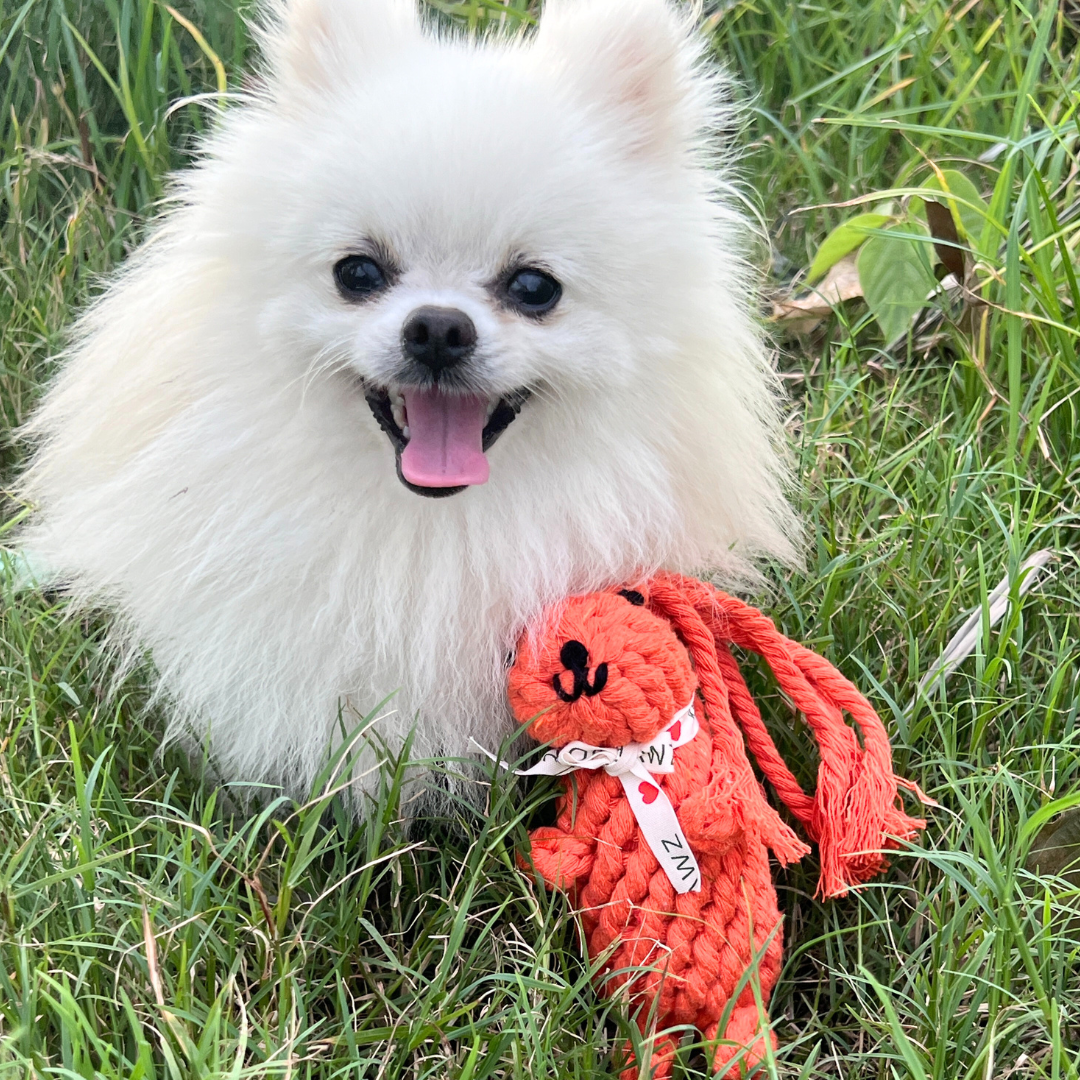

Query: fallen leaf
left=772, top=254, right=863, bottom=332
left=914, top=169, right=992, bottom=260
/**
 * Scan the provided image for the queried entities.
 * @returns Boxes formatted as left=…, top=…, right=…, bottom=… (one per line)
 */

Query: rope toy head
left=504, top=573, right=925, bottom=1080
left=508, top=587, right=694, bottom=747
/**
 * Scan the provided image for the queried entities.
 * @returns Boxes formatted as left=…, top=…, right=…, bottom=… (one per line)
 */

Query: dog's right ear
left=262, top=0, right=421, bottom=92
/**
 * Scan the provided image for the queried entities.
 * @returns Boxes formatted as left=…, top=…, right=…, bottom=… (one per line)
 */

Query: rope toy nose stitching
left=552, top=639, right=608, bottom=702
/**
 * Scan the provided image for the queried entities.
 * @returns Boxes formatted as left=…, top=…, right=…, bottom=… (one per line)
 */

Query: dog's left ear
left=262, top=0, right=422, bottom=94
left=534, top=0, right=716, bottom=160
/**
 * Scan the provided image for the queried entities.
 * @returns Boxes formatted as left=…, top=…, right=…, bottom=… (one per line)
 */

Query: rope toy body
left=507, top=573, right=925, bottom=1077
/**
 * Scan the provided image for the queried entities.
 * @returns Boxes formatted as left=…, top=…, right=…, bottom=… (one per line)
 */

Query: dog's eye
left=505, top=268, right=561, bottom=315
left=334, top=255, right=388, bottom=299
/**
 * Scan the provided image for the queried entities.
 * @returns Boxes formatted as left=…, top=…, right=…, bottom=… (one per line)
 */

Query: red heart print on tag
left=638, top=781, right=659, bottom=805
left=667, top=720, right=681, bottom=741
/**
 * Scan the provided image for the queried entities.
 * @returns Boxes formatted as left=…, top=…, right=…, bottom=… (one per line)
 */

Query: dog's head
left=168, top=0, right=792, bottom=546
left=29, top=0, right=798, bottom=595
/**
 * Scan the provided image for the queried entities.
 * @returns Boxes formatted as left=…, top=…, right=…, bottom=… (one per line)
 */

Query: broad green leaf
left=807, top=212, right=893, bottom=282
left=857, top=223, right=937, bottom=344
left=914, top=169, right=991, bottom=258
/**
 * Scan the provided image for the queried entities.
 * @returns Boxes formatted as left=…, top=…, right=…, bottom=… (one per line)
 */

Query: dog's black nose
left=402, top=306, right=477, bottom=375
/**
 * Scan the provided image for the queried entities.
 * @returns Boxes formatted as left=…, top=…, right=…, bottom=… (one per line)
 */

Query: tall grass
left=1, top=0, right=1078, bottom=1076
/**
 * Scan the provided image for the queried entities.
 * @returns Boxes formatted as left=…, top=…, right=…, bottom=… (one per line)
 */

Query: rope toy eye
left=505, top=572, right=926, bottom=1079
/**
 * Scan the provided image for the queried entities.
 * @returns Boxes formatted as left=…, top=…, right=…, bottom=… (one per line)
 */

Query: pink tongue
left=400, top=389, right=490, bottom=487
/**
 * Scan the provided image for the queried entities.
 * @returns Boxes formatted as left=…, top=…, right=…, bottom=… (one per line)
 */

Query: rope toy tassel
left=653, top=571, right=926, bottom=897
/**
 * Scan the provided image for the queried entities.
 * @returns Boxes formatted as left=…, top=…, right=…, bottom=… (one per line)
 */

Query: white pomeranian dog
left=19, top=0, right=798, bottom=803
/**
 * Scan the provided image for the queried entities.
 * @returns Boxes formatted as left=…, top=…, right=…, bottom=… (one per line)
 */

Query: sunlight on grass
left=1, top=0, right=1078, bottom=1076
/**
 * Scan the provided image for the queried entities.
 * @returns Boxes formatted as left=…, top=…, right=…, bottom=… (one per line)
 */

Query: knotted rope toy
left=505, top=572, right=925, bottom=1078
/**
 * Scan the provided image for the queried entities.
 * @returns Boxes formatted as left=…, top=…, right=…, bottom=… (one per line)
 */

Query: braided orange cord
left=509, top=577, right=925, bottom=1078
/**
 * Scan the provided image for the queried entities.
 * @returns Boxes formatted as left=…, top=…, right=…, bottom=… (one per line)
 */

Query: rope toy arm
left=525, top=825, right=598, bottom=891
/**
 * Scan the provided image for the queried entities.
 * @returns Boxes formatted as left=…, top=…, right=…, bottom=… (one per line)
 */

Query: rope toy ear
left=650, top=571, right=925, bottom=897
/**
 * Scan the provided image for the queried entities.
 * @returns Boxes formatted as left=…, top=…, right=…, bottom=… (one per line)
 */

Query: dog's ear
left=263, top=0, right=421, bottom=92
left=534, top=0, right=715, bottom=160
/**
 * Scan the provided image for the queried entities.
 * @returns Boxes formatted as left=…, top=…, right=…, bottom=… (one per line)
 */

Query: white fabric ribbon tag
left=486, top=698, right=702, bottom=894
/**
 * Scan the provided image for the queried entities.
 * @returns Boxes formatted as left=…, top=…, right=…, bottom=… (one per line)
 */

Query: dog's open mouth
left=364, top=384, right=530, bottom=497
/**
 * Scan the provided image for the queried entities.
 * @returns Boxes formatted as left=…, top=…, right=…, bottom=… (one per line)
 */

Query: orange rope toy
left=506, top=572, right=925, bottom=1078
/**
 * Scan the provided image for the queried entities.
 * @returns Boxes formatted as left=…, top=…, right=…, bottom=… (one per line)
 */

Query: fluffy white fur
left=19, top=0, right=798, bottom=802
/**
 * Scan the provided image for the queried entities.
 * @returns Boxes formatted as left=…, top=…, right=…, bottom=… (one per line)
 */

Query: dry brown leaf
left=142, top=903, right=165, bottom=1007
left=924, top=199, right=965, bottom=281
left=772, top=253, right=864, bottom=332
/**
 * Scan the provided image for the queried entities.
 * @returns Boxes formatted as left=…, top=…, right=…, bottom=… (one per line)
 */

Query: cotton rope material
left=513, top=699, right=702, bottom=893
left=504, top=577, right=926, bottom=1080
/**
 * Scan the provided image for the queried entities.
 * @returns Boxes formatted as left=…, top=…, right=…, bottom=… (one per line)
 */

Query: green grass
left=2, top=0, right=1079, bottom=1076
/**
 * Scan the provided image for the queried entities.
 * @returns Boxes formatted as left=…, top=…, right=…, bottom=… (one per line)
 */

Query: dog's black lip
left=363, top=383, right=530, bottom=498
